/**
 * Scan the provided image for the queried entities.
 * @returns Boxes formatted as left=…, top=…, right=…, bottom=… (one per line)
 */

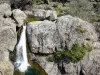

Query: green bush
left=53, top=42, right=92, bottom=63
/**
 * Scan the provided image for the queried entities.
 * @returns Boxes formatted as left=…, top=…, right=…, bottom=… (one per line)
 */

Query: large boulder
left=27, top=15, right=99, bottom=75
left=12, top=9, right=27, bottom=27
left=0, top=17, right=17, bottom=75
left=27, top=15, right=97, bottom=54
left=27, top=21, right=56, bottom=53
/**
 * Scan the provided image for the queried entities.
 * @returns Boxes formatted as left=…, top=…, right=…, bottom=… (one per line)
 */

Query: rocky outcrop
left=27, top=15, right=97, bottom=54
left=12, top=9, right=27, bottom=27
left=27, top=20, right=56, bottom=53
left=27, top=15, right=99, bottom=75
left=31, top=9, right=57, bottom=20
left=0, top=17, right=17, bottom=75
left=0, top=18, right=17, bottom=51
left=0, top=3, right=11, bottom=17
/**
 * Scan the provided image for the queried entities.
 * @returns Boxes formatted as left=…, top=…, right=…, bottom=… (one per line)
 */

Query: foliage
left=26, top=15, right=39, bottom=23
left=33, top=0, right=43, bottom=4
left=53, top=42, right=92, bottom=63
left=50, top=2, right=67, bottom=14
left=90, top=17, right=100, bottom=23
left=76, top=25, right=87, bottom=33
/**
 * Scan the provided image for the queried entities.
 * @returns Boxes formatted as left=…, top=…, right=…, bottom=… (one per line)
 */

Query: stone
left=0, top=18, right=17, bottom=51
left=32, top=9, right=57, bottom=20
left=4, top=10, right=12, bottom=18
left=27, top=20, right=56, bottom=53
left=0, top=17, right=17, bottom=75
left=27, top=15, right=100, bottom=75
left=32, top=9, right=46, bottom=19
left=24, top=10, right=33, bottom=16
left=50, top=11, right=57, bottom=21
left=27, top=15, right=97, bottom=54
left=35, top=57, right=61, bottom=75
left=0, top=3, right=11, bottom=17
left=0, top=60, right=14, bottom=75
left=12, top=9, right=27, bottom=27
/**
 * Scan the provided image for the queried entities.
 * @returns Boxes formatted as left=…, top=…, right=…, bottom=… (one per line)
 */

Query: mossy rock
left=25, top=15, right=40, bottom=23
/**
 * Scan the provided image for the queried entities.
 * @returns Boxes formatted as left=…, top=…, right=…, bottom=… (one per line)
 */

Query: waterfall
left=15, top=25, right=29, bottom=72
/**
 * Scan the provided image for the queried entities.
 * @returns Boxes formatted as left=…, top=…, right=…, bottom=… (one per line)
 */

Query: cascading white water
left=15, top=25, right=29, bottom=72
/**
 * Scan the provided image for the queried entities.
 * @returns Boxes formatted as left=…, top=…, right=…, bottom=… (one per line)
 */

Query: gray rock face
left=35, top=57, right=61, bottom=75
left=0, top=17, right=17, bottom=75
left=32, top=9, right=57, bottom=20
left=0, top=18, right=17, bottom=51
left=27, top=21, right=56, bottom=53
left=27, top=15, right=100, bottom=75
left=27, top=15, right=97, bottom=54
left=0, top=3, right=11, bottom=17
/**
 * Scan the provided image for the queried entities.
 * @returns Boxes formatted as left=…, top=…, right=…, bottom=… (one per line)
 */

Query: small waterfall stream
left=15, top=25, right=29, bottom=72
left=14, top=24, right=47, bottom=75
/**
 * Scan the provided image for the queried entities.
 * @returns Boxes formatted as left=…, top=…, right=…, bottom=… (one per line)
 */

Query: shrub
left=53, top=42, right=92, bottom=63
left=90, top=17, right=99, bottom=23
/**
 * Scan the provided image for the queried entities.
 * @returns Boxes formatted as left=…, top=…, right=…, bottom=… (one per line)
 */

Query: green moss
left=76, top=25, right=87, bottom=33
left=26, top=15, right=39, bottom=23
left=53, top=42, right=92, bottom=63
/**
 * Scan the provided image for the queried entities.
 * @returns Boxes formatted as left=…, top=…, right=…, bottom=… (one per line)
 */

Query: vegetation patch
left=33, top=0, right=43, bottom=5
left=90, top=17, right=100, bottom=23
left=26, top=15, right=39, bottom=23
left=50, top=42, right=92, bottom=63
left=76, top=25, right=87, bottom=33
